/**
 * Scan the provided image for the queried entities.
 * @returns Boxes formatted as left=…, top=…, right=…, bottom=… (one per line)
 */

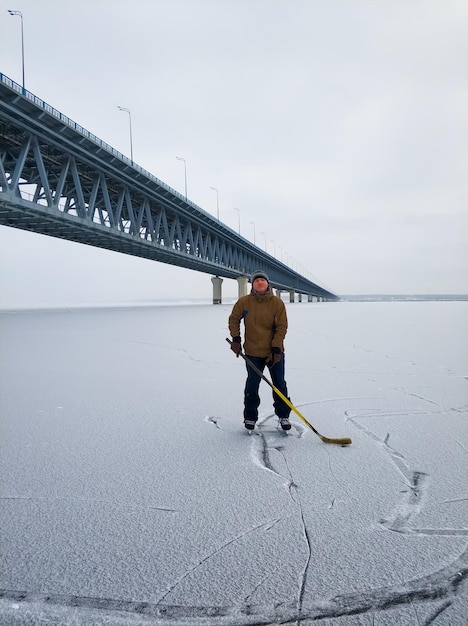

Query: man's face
left=253, top=277, right=268, bottom=293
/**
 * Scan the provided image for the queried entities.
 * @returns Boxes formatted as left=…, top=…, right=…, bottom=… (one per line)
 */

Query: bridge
left=0, top=72, right=338, bottom=304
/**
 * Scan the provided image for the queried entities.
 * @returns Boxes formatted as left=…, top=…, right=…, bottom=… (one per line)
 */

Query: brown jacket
left=228, top=290, right=288, bottom=358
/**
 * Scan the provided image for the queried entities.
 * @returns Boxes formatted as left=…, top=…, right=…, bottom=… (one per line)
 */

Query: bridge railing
left=0, top=71, right=215, bottom=222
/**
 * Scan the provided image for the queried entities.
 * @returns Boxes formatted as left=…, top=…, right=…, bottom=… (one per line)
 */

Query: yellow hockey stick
left=226, top=338, right=352, bottom=445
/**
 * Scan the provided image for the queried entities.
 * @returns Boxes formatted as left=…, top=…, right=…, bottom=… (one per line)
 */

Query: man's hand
left=230, top=337, right=242, bottom=357
left=267, top=347, right=282, bottom=366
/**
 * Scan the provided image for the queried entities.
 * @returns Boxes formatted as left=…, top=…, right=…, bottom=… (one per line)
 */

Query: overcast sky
left=1, top=0, right=467, bottom=307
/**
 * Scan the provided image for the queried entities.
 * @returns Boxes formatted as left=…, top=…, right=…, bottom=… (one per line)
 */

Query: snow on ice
left=0, top=300, right=467, bottom=625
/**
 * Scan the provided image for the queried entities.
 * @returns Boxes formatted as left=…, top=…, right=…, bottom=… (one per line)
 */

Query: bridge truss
left=0, top=73, right=337, bottom=299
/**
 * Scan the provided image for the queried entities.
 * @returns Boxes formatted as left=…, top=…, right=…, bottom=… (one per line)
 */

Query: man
left=228, top=270, right=291, bottom=431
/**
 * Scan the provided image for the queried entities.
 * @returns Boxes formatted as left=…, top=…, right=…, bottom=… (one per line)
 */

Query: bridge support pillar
left=236, top=276, right=249, bottom=298
left=308, top=294, right=313, bottom=302
left=211, top=276, right=223, bottom=304
left=289, top=290, right=295, bottom=303
left=298, top=293, right=302, bottom=302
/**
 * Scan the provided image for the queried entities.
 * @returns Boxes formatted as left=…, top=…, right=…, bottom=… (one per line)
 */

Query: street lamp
left=176, top=156, right=187, bottom=199
left=117, top=106, right=133, bottom=164
left=8, top=9, right=25, bottom=90
left=270, top=240, right=276, bottom=257
left=249, top=221, right=256, bottom=244
left=278, top=246, right=283, bottom=261
left=210, top=186, right=219, bottom=220
left=261, top=231, right=267, bottom=251
left=233, top=208, right=240, bottom=234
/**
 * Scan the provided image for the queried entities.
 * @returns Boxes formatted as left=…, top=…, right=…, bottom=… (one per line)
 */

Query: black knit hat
left=250, top=270, right=269, bottom=284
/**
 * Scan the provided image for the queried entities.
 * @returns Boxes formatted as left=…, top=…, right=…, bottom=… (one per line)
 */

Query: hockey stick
left=226, top=338, right=352, bottom=445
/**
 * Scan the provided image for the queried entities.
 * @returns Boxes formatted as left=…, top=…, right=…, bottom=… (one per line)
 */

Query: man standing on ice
left=228, top=270, right=292, bottom=431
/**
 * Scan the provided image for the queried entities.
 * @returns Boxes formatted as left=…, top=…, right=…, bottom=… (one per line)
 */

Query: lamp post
left=249, top=221, right=256, bottom=244
left=117, top=106, right=133, bottom=164
left=233, top=208, right=240, bottom=234
left=176, top=156, right=187, bottom=199
left=278, top=246, right=283, bottom=262
left=270, top=239, right=276, bottom=257
left=261, top=231, right=267, bottom=251
left=210, top=186, right=219, bottom=220
left=8, top=9, right=25, bottom=90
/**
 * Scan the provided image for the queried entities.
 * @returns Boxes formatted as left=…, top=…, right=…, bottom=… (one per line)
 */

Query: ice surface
left=0, top=301, right=467, bottom=625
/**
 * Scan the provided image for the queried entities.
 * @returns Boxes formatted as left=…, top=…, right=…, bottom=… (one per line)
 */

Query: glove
left=267, top=347, right=282, bottom=366
left=230, top=337, right=242, bottom=357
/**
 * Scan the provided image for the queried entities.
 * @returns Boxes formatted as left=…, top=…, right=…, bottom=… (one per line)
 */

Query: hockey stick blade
left=226, top=338, right=352, bottom=445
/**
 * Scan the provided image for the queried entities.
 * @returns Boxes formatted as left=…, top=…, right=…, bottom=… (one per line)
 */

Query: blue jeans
left=243, top=354, right=291, bottom=421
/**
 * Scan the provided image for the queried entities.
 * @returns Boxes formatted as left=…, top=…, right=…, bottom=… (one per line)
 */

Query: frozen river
left=1, top=300, right=467, bottom=625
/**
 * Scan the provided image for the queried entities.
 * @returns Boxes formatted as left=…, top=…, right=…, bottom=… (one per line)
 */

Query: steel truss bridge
left=0, top=73, right=338, bottom=302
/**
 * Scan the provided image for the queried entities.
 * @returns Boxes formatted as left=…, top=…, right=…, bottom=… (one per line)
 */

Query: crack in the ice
left=328, top=498, right=345, bottom=509
left=454, top=438, right=468, bottom=455
left=380, top=471, right=429, bottom=532
left=295, top=507, right=312, bottom=626
left=118, top=340, right=220, bottom=365
left=394, top=385, right=440, bottom=406
left=442, top=497, right=468, bottom=504
left=250, top=431, right=278, bottom=480
left=251, top=419, right=313, bottom=625
left=347, top=407, right=444, bottom=421
left=249, top=425, right=295, bottom=490
left=398, top=572, right=423, bottom=626
left=421, top=599, right=452, bottom=625
left=325, top=450, right=353, bottom=502
left=2, top=546, right=466, bottom=624
left=155, top=518, right=280, bottom=604
left=205, top=415, right=221, bottom=429
left=0, top=495, right=176, bottom=513
left=241, top=572, right=275, bottom=606
left=348, top=416, right=468, bottom=538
